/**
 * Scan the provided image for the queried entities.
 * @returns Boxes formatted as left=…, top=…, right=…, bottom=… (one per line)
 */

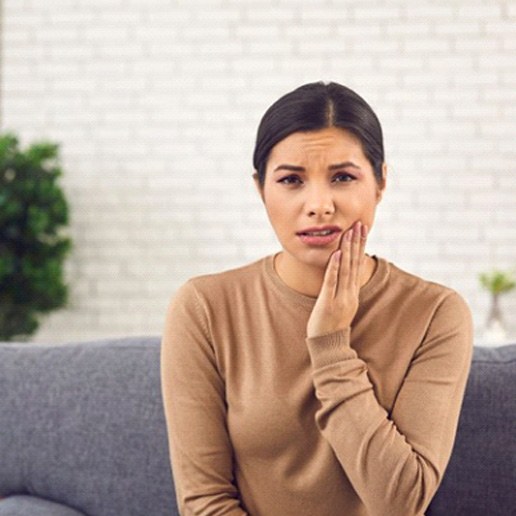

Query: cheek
left=266, top=200, right=290, bottom=231
left=262, top=190, right=297, bottom=235
left=363, top=191, right=381, bottom=224
left=341, top=188, right=379, bottom=220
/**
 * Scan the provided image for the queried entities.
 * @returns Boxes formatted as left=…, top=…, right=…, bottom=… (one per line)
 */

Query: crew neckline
left=263, top=252, right=389, bottom=309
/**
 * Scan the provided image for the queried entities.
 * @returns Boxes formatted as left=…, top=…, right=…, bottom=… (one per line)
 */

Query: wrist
left=306, top=326, right=351, bottom=340
left=306, top=328, right=355, bottom=368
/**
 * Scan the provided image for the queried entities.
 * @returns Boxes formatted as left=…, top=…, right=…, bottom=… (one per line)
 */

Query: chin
left=289, top=245, right=337, bottom=270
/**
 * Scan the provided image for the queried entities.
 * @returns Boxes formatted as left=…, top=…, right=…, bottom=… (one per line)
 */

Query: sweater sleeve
left=160, top=280, right=248, bottom=516
left=305, top=291, right=473, bottom=516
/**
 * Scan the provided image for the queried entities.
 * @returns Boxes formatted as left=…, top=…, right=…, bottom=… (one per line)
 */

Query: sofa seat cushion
left=0, top=495, right=85, bottom=515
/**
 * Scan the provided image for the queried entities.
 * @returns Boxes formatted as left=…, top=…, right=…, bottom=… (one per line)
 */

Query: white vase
left=483, top=294, right=507, bottom=343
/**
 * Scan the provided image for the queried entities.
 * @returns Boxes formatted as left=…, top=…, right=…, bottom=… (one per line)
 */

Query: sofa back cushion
left=0, top=337, right=178, bottom=516
left=427, top=343, right=516, bottom=515
left=1, top=337, right=515, bottom=515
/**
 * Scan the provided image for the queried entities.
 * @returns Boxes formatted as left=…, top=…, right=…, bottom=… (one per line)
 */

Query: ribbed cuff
left=306, top=328, right=357, bottom=369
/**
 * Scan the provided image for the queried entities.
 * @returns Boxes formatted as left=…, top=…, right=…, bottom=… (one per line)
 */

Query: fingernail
left=361, top=224, right=368, bottom=238
left=345, top=230, right=353, bottom=241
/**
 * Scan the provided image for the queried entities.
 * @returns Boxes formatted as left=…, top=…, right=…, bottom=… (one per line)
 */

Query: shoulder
left=383, top=258, right=473, bottom=334
left=165, top=257, right=268, bottom=335
left=190, top=256, right=265, bottom=290
left=172, top=256, right=267, bottom=305
left=387, top=260, right=448, bottom=293
left=385, top=258, right=465, bottom=305
left=373, top=257, right=473, bottom=335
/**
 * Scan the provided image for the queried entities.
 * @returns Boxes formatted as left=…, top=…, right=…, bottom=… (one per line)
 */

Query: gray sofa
left=0, top=336, right=514, bottom=516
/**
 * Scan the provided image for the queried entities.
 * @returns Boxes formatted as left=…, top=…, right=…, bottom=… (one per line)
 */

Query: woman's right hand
left=306, top=221, right=368, bottom=339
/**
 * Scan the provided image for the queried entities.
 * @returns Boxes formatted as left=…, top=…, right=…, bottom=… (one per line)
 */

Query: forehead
left=268, top=127, right=366, bottom=163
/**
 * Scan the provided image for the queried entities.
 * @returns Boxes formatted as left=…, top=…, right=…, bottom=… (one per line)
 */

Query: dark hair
left=252, top=81, right=385, bottom=187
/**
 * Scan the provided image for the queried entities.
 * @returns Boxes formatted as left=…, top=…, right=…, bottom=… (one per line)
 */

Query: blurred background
left=1, top=0, right=515, bottom=343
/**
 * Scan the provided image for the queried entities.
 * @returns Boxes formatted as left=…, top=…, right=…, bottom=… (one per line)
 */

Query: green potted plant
left=0, top=132, right=72, bottom=341
left=479, top=269, right=516, bottom=342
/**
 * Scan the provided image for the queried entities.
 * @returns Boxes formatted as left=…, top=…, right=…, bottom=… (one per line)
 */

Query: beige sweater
left=161, top=254, right=473, bottom=516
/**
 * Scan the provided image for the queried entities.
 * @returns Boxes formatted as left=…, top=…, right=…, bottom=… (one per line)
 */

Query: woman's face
left=255, top=126, right=386, bottom=271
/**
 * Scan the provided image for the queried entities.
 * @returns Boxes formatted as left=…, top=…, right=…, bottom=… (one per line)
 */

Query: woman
left=160, top=81, right=473, bottom=516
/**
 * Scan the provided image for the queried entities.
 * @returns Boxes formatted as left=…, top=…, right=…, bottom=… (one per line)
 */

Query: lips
left=296, top=225, right=342, bottom=247
left=296, top=225, right=342, bottom=236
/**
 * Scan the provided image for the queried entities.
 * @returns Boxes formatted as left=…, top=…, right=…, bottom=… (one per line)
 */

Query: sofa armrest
left=0, top=495, right=86, bottom=516
left=0, top=337, right=178, bottom=516
left=427, top=344, right=516, bottom=515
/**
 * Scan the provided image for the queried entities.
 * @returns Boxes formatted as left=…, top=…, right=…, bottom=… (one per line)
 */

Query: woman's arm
left=305, top=222, right=473, bottom=515
left=160, top=280, right=248, bottom=516
left=306, top=292, right=473, bottom=516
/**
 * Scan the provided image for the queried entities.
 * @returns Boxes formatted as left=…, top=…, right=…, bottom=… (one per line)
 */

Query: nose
left=306, top=184, right=335, bottom=217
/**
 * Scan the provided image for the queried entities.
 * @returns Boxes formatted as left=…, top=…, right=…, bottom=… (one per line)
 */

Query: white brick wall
left=1, top=0, right=515, bottom=342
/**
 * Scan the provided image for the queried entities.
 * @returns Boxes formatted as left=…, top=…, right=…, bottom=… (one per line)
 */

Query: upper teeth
left=306, top=230, right=332, bottom=236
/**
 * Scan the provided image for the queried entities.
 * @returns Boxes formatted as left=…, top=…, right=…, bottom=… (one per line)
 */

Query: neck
left=274, top=252, right=376, bottom=298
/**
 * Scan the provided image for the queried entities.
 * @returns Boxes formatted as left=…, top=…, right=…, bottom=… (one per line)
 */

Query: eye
left=277, top=175, right=302, bottom=185
left=332, top=173, right=355, bottom=183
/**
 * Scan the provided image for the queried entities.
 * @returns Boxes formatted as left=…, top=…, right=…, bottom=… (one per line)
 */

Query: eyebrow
left=272, top=161, right=361, bottom=173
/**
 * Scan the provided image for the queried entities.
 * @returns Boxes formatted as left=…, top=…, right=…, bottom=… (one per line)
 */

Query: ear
left=376, top=163, right=388, bottom=203
left=253, top=172, right=265, bottom=203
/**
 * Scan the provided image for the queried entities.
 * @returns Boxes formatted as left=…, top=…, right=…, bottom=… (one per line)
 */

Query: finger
left=350, top=222, right=362, bottom=288
left=339, top=227, right=352, bottom=292
left=360, top=223, right=368, bottom=266
left=357, top=223, right=368, bottom=284
left=320, top=249, right=342, bottom=300
left=352, top=222, right=368, bottom=287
